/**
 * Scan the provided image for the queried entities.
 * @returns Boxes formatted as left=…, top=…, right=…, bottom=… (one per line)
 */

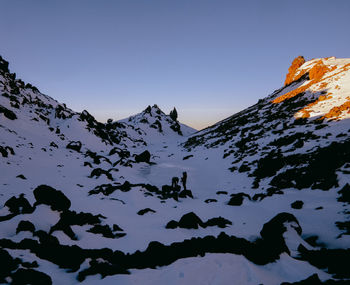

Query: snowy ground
left=1, top=56, right=350, bottom=284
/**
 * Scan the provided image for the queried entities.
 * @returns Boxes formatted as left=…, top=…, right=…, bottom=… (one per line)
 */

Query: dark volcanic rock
left=137, top=208, right=156, bottom=215
left=216, top=191, right=228, bottom=195
left=16, top=220, right=36, bottom=234
left=299, top=246, right=350, bottom=279
left=4, top=194, right=33, bottom=214
left=291, top=200, right=304, bottom=209
left=260, top=212, right=301, bottom=255
left=0, top=105, right=17, bottom=120
left=33, top=185, right=71, bottom=211
left=87, top=225, right=125, bottom=239
left=11, top=268, right=52, bottom=285
left=16, top=174, right=26, bottom=180
left=89, top=168, right=113, bottom=181
left=165, top=220, right=179, bottom=229
left=338, top=183, right=350, bottom=203
left=0, top=145, right=15, bottom=157
left=177, top=212, right=204, bottom=229
left=205, top=217, right=232, bottom=228
left=166, top=212, right=232, bottom=230
left=228, top=193, right=251, bottom=206
left=179, top=189, right=193, bottom=198
left=0, top=248, right=19, bottom=282
left=66, top=141, right=82, bottom=152
left=205, top=199, right=217, bottom=203
left=135, top=150, right=151, bottom=163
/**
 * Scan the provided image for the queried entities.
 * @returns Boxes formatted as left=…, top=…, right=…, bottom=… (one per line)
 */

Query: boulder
left=11, top=268, right=52, bottom=285
left=179, top=189, right=193, bottom=198
left=137, top=208, right=156, bottom=215
left=338, top=183, right=350, bottom=203
left=66, top=141, right=82, bottom=152
left=228, top=193, right=251, bottom=206
left=260, top=212, right=302, bottom=255
left=16, top=220, right=36, bottom=234
left=33, top=185, right=71, bottom=211
left=291, top=200, right=304, bottom=209
left=178, top=212, right=204, bottom=229
left=135, top=150, right=151, bottom=163
left=4, top=194, right=33, bottom=214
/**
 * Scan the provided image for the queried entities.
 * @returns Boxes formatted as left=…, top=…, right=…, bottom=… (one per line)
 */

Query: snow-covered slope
left=117, top=104, right=196, bottom=144
left=1, top=55, right=349, bottom=285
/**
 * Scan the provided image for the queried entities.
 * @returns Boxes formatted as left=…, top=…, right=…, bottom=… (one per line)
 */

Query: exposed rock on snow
left=1, top=55, right=350, bottom=284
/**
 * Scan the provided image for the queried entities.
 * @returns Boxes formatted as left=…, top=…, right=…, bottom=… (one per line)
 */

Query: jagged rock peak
left=142, top=104, right=164, bottom=116
left=0, top=55, right=10, bottom=73
left=284, top=56, right=306, bottom=86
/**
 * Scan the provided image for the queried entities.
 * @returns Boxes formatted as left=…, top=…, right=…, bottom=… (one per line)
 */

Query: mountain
left=184, top=56, right=350, bottom=191
left=116, top=104, right=196, bottom=145
left=0, top=55, right=350, bottom=285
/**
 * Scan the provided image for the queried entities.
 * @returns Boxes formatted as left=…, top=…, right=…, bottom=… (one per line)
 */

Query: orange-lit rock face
left=273, top=58, right=350, bottom=121
left=284, top=56, right=306, bottom=86
left=298, top=93, right=332, bottom=119
left=309, top=60, right=335, bottom=82
left=273, top=60, right=336, bottom=104
left=272, top=82, right=312, bottom=104
left=322, top=99, right=350, bottom=120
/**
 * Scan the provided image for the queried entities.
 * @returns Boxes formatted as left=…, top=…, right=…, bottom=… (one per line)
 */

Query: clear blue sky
left=1, top=0, right=350, bottom=129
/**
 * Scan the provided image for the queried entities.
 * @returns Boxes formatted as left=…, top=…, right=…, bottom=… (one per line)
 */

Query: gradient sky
left=1, top=0, right=350, bottom=129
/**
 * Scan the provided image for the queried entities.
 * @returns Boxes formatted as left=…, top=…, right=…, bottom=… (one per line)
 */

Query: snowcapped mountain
left=115, top=104, right=196, bottom=146
left=0, top=55, right=350, bottom=285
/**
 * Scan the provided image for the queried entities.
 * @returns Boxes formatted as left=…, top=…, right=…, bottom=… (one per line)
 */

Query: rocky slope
left=184, top=56, right=350, bottom=192
left=0, top=55, right=349, bottom=284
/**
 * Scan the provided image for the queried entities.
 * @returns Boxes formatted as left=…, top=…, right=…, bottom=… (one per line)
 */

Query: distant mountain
left=1, top=55, right=350, bottom=285
left=115, top=104, right=196, bottom=146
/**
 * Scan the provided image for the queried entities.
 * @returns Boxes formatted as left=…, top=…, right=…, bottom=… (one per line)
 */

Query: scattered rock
left=299, top=246, right=350, bottom=279
left=228, top=193, right=251, bottom=206
left=0, top=248, right=20, bottom=282
left=338, top=183, right=350, bottom=203
left=66, top=141, right=82, bottom=152
left=137, top=208, right=156, bottom=215
left=11, top=268, right=53, bottom=285
left=177, top=212, right=204, bottom=229
left=291, top=200, right=304, bottom=209
left=260, top=212, right=301, bottom=255
left=0, top=105, right=17, bottom=120
left=183, top=155, right=193, bottom=160
left=0, top=145, right=15, bottom=157
left=33, top=185, right=71, bottom=211
left=135, top=150, right=151, bottom=163
left=89, top=168, right=113, bottom=181
left=179, top=189, right=193, bottom=198
left=166, top=212, right=232, bottom=230
left=205, top=217, right=232, bottom=228
left=16, top=220, right=35, bottom=234
left=87, top=225, right=125, bottom=239
left=16, top=174, right=26, bottom=180
left=4, top=194, right=33, bottom=214
left=165, top=220, right=179, bottom=229
left=204, top=199, right=217, bottom=203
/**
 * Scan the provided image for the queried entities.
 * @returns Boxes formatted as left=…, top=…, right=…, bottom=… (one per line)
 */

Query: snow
left=1, top=56, right=350, bottom=284
left=81, top=253, right=330, bottom=285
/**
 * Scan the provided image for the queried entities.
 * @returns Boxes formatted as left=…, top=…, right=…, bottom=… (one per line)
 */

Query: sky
left=1, top=0, right=350, bottom=130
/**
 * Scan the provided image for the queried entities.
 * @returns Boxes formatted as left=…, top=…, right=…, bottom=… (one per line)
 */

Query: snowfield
left=1, top=55, right=350, bottom=284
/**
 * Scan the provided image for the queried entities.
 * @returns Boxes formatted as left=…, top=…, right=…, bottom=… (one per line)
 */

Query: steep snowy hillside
left=185, top=56, right=350, bottom=191
left=1, top=55, right=350, bottom=285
